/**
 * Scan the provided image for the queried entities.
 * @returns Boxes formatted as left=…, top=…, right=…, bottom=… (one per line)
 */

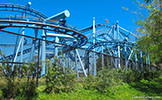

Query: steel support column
left=41, top=30, right=46, bottom=75
left=117, top=44, right=120, bottom=68
left=20, top=28, right=25, bottom=62
left=124, top=43, right=127, bottom=68
left=55, top=37, right=59, bottom=57
left=101, top=45, right=104, bottom=71
left=74, top=50, right=79, bottom=77
left=76, top=49, right=87, bottom=77
left=30, top=29, right=38, bottom=62
left=93, top=17, right=96, bottom=76
left=140, top=51, right=143, bottom=69
left=12, top=28, right=25, bottom=71
left=116, top=21, right=120, bottom=68
left=135, top=53, right=138, bottom=70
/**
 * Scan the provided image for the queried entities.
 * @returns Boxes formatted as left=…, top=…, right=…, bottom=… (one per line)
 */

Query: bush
left=1, top=79, right=20, bottom=99
left=83, top=67, right=122, bottom=94
left=0, top=89, right=3, bottom=99
left=45, top=57, right=76, bottom=93
left=18, top=81, right=37, bottom=99
left=120, top=66, right=162, bottom=83
left=83, top=75, right=98, bottom=90
left=83, top=66, right=162, bottom=94
left=142, top=67, right=162, bottom=80
left=119, top=68, right=142, bottom=83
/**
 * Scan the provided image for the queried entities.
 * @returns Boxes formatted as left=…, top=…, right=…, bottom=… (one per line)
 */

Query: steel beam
left=41, top=30, right=46, bottom=75
left=76, top=49, right=87, bottom=77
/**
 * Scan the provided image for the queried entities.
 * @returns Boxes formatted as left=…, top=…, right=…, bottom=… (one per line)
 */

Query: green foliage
left=1, top=79, right=19, bottom=99
left=118, top=66, right=162, bottom=83
left=119, top=68, right=142, bottom=83
left=83, top=67, right=122, bottom=94
left=18, top=81, right=37, bottom=99
left=142, top=67, right=162, bottom=80
left=45, top=57, right=76, bottom=93
left=97, top=68, right=122, bottom=93
left=0, top=89, right=2, bottom=99
left=83, top=75, right=98, bottom=90
left=130, top=76, right=162, bottom=96
left=136, top=0, right=162, bottom=64
left=0, top=50, right=39, bottom=99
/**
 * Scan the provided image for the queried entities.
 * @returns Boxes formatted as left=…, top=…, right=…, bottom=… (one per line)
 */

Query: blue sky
left=0, top=0, right=144, bottom=33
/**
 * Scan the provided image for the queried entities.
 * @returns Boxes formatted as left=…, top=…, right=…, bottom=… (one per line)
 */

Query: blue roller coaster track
left=0, top=3, right=150, bottom=77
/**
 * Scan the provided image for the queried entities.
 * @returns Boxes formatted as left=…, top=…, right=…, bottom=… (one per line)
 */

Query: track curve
left=0, top=3, right=88, bottom=50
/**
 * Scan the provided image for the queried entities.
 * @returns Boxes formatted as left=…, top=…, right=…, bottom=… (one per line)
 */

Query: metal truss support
left=147, top=53, right=150, bottom=65
left=69, top=58, right=72, bottom=73
left=30, top=29, right=38, bottom=62
left=101, top=45, right=104, bottom=71
left=114, top=54, right=118, bottom=69
left=134, top=53, right=138, bottom=70
left=145, top=52, right=150, bottom=69
left=36, top=39, right=41, bottom=87
left=117, top=44, right=120, bottom=68
left=124, top=43, right=127, bottom=68
left=67, top=56, right=70, bottom=68
left=74, top=50, right=79, bottom=77
left=76, top=49, right=87, bottom=77
left=126, top=49, right=134, bottom=68
left=63, top=53, right=66, bottom=67
left=55, top=37, right=59, bottom=57
left=41, top=30, right=46, bottom=75
left=93, top=17, right=96, bottom=76
left=140, top=51, right=143, bottom=69
left=20, top=28, right=25, bottom=62
left=145, top=52, right=150, bottom=65
left=12, top=28, right=25, bottom=71
left=85, top=51, right=90, bottom=75
left=113, top=23, right=118, bottom=69
left=116, top=21, right=120, bottom=68
left=12, top=29, right=21, bottom=62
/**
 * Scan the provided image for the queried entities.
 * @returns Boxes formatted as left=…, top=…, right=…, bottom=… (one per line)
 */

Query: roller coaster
left=0, top=3, right=150, bottom=77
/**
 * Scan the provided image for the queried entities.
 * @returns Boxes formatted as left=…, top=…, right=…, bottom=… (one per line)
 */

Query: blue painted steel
left=20, top=28, right=25, bottom=62
left=93, top=17, right=96, bottom=76
left=47, top=10, right=70, bottom=22
left=41, top=30, right=46, bottom=75
left=101, top=45, right=104, bottom=71
left=0, top=4, right=47, bottom=19
left=55, top=37, right=59, bottom=57
left=0, top=3, right=150, bottom=78
left=30, top=29, right=38, bottom=62
left=74, top=51, right=79, bottom=78
left=140, top=51, right=143, bottom=68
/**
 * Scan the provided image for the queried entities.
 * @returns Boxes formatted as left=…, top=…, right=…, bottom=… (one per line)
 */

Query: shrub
left=119, top=68, right=142, bottom=83
left=96, top=68, right=122, bottom=93
left=142, top=67, right=162, bottom=80
left=18, top=81, right=37, bottom=99
left=0, top=89, right=3, bottom=99
left=83, top=67, right=122, bottom=94
left=119, top=66, right=162, bottom=83
left=83, top=75, right=98, bottom=90
left=45, top=57, right=76, bottom=93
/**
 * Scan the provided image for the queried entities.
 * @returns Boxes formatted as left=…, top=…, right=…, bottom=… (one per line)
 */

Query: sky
left=0, top=0, right=144, bottom=33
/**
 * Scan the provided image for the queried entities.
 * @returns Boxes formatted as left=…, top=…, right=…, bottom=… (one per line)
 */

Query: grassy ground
left=14, top=76, right=162, bottom=100
left=1, top=76, right=161, bottom=100
left=33, top=84, right=145, bottom=100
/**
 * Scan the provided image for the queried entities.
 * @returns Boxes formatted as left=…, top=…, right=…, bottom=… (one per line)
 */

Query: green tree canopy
left=137, top=0, right=162, bottom=65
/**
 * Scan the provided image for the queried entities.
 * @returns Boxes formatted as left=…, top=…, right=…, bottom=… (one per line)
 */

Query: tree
left=137, top=0, right=162, bottom=65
